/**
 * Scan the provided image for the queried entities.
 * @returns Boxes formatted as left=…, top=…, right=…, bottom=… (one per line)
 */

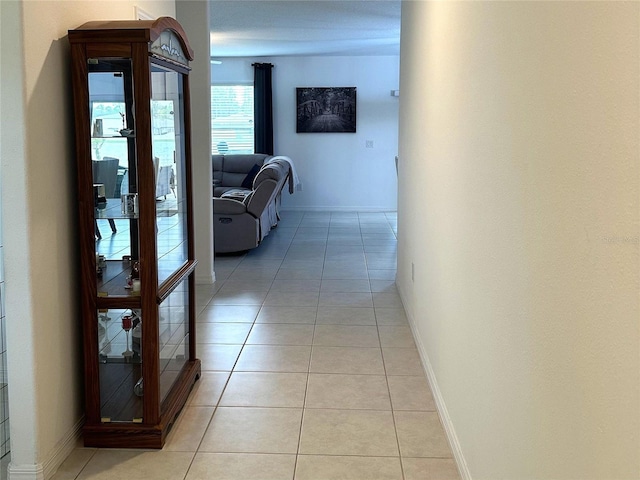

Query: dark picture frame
left=296, top=87, right=356, bottom=133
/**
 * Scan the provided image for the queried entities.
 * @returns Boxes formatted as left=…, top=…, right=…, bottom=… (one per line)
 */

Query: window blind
left=211, top=85, right=254, bottom=155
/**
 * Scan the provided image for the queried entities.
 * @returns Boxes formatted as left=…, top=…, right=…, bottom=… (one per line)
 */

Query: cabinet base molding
left=83, top=360, right=201, bottom=449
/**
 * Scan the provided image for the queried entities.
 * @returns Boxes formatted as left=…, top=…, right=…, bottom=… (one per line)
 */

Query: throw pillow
left=241, top=164, right=261, bottom=189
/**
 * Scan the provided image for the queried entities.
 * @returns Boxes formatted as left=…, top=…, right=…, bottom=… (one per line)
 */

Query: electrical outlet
left=366, top=140, right=374, bottom=148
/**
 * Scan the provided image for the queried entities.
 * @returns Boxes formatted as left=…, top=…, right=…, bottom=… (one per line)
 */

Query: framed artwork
left=296, top=87, right=356, bottom=133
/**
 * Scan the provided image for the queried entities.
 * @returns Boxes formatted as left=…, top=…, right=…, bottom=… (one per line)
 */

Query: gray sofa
left=212, top=154, right=290, bottom=253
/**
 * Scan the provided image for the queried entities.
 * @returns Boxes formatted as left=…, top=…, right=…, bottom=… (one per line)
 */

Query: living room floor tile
left=196, top=323, right=252, bottom=344
left=387, top=375, right=436, bottom=411
left=394, top=411, right=453, bottom=458
left=305, top=373, right=391, bottom=410
left=382, top=347, right=425, bottom=376
left=310, top=346, right=385, bottom=375
left=197, top=344, right=243, bottom=371
left=247, top=324, right=315, bottom=346
left=320, top=279, right=371, bottom=293
left=235, top=345, right=312, bottom=373
left=373, top=291, right=404, bottom=309
left=256, top=306, right=317, bottom=324
left=220, top=372, right=307, bottom=407
left=375, top=308, right=409, bottom=325
left=295, top=455, right=403, bottom=480
left=299, top=409, right=398, bottom=456
left=197, top=305, right=260, bottom=323
left=75, top=451, right=194, bottom=480
left=199, top=407, right=302, bottom=454
left=312, top=325, right=380, bottom=347
left=401, top=458, right=461, bottom=480
left=378, top=325, right=417, bottom=348
left=315, top=306, right=376, bottom=326
left=269, top=278, right=322, bottom=292
left=264, top=290, right=320, bottom=306
left=186, top=453, right=296, bottom=480
left=318, top=291, right=373, bottom=307
left=369, top=279, right=398, bottom=293
left=187, top=371, right=230, bottom=406
left=367, top=269, right=397, bottom=280
left=163, top=406, right=214, bottom=452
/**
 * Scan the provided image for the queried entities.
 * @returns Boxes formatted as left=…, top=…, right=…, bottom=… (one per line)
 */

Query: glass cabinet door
left=98, top=308, right=144, bottom=422
left=89, top=60, right=140, bottom=297
left=158, top=278, right=190, bottom=403
left=88, top=60, right=144, bottom=423
left=151, top=64, right=189, bottom=286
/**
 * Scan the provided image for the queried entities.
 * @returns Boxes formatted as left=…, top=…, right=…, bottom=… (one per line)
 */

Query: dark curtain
left=253, top=62, right=274, bottom=155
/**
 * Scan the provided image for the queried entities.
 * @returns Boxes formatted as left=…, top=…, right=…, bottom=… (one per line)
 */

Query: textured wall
left=397, top=2, right=639, bottom=479
left=2, top=1, right=176, bottom=477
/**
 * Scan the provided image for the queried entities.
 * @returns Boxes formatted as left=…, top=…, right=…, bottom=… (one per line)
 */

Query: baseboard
left=196, top=272, right=216, bottom=284
left=9, top=417, right=84, bottom=480
left=7, top=463, right=44, bottom=480
left=398, top=289, right=472, bottom=480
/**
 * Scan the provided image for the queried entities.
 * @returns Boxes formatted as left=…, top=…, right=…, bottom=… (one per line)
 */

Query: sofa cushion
left=241, top=164, right=261, bottom=189
left=220, top=155, right=268, bottom=187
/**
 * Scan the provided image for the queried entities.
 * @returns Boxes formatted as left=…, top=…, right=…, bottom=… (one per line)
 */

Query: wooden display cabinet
left=68, top=17, right=200, bottom=448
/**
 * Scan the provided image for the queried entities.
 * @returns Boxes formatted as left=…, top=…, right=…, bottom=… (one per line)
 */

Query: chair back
left=93, top=158, right=120, bottom=198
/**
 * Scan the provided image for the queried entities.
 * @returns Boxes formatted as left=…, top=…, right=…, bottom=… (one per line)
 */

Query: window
left=90, top=101, right=128, bottom=166
left=211, top=85, right=254, bottom=154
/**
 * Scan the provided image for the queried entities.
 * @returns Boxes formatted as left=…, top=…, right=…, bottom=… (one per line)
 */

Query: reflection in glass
left=89, top=61, right=137, bottom=265
left=151, top=64, right=188, bottom=285
left=98, top=308, right=143, bottom=422
left=158, top=279, right=189, bottom=404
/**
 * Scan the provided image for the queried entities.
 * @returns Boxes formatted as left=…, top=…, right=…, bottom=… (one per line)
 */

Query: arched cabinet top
left=69, top=16, right=194, bottom=66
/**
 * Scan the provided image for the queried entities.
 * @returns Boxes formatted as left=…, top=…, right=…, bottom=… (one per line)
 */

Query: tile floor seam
left=382, top=335, right=408, bottom=480
left=293, top=340, right=314, bottom=479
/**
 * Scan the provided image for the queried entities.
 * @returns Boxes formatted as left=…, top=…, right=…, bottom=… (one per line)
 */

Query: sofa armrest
left=213, top=197, right=248, bottom=215
left=246, top=179, right=278, bottom=218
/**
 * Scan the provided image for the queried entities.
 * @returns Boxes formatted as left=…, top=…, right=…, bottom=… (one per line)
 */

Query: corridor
left=53, top=211, right=460, bottom=480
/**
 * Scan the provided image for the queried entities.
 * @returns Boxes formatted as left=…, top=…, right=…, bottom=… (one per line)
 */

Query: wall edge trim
left=196, top=273, right=216, bottom=285
left=398, top=287, right=472, bottom=480
left=10, top=416, right=86, bottom=480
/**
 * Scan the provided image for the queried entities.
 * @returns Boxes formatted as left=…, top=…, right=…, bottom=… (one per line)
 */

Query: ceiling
left=209, top=0, right=401, bottom=58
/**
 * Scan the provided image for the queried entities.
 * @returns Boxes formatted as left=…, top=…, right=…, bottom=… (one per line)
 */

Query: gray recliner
left=213, top=160, right=289, bottom=253
left=212, top=153, right=272, bottom=197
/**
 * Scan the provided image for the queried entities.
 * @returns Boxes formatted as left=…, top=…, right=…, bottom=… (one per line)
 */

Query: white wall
left=0, top=1, right=176, bottom=478
left=212, top=56, right=399, bottom=211
left=397, top=2, right=639, bottom=480
left=176, top=0, right=214, bottom=284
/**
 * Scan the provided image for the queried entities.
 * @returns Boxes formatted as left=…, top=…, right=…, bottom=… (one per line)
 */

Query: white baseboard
left=7, top=463, right=44, bottom=480
left=9, top=417, right=84, bottom=480
left=196, top=273, right=216, bottom=285
left=398, top=290, right=472, bottom=480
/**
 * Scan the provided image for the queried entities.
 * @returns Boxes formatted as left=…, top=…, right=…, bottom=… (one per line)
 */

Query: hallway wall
left=396, top=2, right=639, bottom=479
left=0, top=1, right=176, bottom=477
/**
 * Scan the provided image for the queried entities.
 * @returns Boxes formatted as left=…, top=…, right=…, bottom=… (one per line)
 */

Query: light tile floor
left=52, top=211, right=461, bottom=480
